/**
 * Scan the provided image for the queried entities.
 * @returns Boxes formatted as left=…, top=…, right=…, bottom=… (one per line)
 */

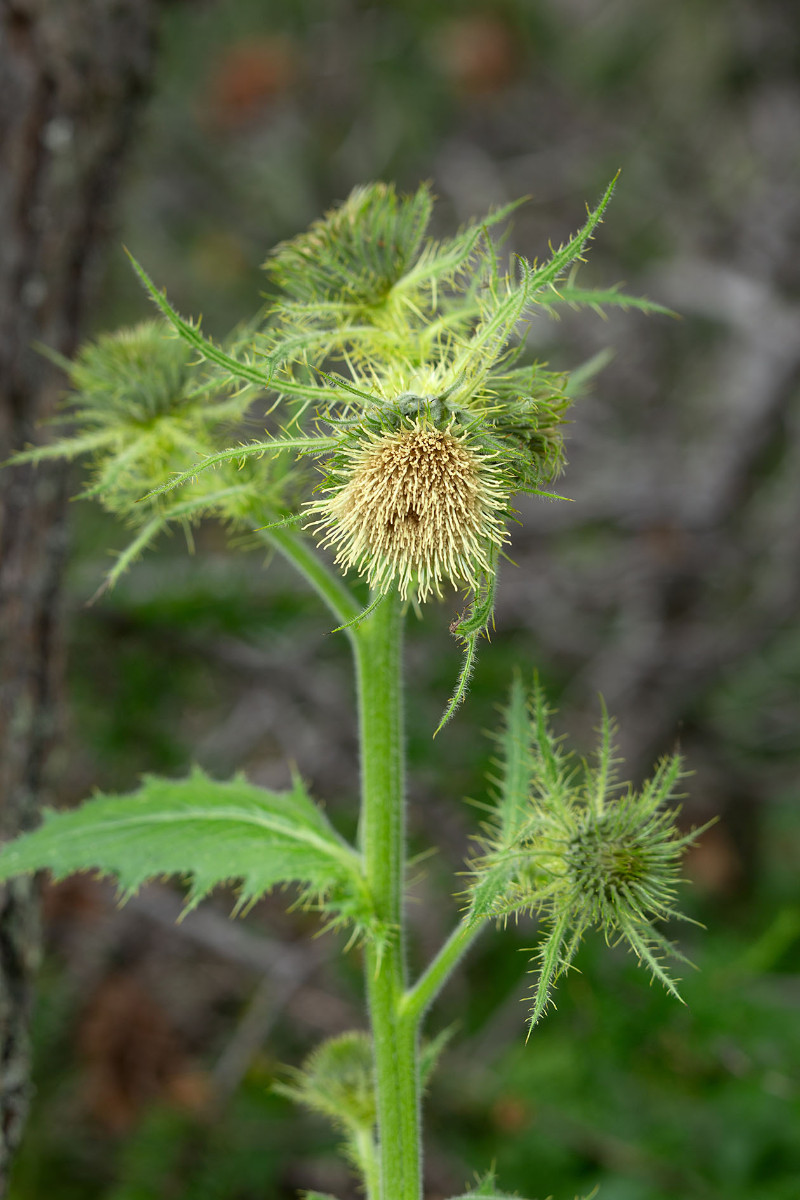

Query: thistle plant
left=0, top=180, right=703, bottom=1200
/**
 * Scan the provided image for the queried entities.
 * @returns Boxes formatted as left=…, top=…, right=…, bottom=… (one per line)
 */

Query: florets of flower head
left=308, top=416, right=510, bottom=603
left=555, top=799, right=688, bottom=934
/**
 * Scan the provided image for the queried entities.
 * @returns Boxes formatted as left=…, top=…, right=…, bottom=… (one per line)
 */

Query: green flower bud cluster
left=12, top=176, right=668, bottom=619
left=468, top=680, right=706, bottom=1032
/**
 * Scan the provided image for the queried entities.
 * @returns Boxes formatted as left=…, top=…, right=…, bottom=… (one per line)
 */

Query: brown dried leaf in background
left=207, top=36, right=298, bottom=129
left=684, top=823, right=744, bottom=898
left=78, top=973, right=184, bottom=1133
left=435, top=14, right=520, bottom=95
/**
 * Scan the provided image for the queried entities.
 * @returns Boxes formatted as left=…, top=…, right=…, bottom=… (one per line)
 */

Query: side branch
left=401, top=915, right=485, bottom=1027
left=255, top=525, right=362, bottom=637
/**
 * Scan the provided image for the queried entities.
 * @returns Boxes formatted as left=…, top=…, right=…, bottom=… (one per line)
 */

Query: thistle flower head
left=70, top=320, right=198, bottom=426
left=19, top=179, right=652, bottom=652
left=310, top=415, right=509, bottom=602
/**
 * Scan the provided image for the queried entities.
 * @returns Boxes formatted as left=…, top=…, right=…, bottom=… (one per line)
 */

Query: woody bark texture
left=0, top=0, right=162, bottom=1188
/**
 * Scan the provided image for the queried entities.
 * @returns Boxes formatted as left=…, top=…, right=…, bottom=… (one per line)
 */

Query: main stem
left=355, top=594, right=421, bottom=1200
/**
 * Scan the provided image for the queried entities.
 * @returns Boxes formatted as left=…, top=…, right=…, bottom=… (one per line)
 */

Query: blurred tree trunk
left=0, top=0, right=162, bottom=1188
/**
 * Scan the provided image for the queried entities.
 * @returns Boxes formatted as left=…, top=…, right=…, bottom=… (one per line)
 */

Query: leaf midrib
left=19, top=807, right=361, bottom=875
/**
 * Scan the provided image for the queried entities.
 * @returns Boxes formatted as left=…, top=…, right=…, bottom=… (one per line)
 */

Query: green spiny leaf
left=529, top=676, right=573, bottom=801
left=127, top=253, right=353, bottom=409
left=435, top=561, right=500, bottom=736
left=434, top=634, right=478, bottom=738
left=6, top=428, right=116, bottom=466
left=493, top=674, right=535, bottom=844
left=127, top=252, right=273, bottom=392
left=98, top=483, right=258, bottom=593
left=526, top=910, right=574, bottom=1031
left=544, top=282, right=677, bottom=317
left=447, top=1170, right=534, bottom=1199
left=526, top=172, right=619, bottom=294
left=446, top=267, right=534, bottom=399
left=419, top=1025, right=455, bottom=1090
left=138, top=435, right=335, bottom=502
left=99, top=515, right=166, bottom=594
left=589, top=699, right=619, bottom=817
left=0, top=768, right=375, bottom=935
left=396, top=196, right=526, bottom=297
left=564, top=347, right=615, bottom=396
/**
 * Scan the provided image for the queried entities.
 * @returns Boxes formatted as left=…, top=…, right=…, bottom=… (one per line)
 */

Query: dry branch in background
left=0, top=0, right=163, bottom=1187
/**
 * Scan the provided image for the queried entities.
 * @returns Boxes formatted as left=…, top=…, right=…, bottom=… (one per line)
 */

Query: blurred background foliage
left=10, top=0, right=800, bottom=1197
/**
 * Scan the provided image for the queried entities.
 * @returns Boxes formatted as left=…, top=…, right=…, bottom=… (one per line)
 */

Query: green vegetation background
left=12, top=2, right=800, bottom=1198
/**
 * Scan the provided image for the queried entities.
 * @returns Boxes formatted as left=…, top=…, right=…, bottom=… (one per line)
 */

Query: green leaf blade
left=545, top=282, right=677, bottom=317
left=0, top=769, right=369, bottom=926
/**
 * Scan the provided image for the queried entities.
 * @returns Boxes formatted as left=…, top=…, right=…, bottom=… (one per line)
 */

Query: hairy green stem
left=264, top=536, right=482, bottom=1197
left=354, top=594, right=421, bottom=1200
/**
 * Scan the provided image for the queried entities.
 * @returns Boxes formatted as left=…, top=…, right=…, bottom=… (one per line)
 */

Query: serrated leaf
left=526, top=172, right=619, bottom=293
left=6, top=428, right=116, bottom=466
left=138, top=434, right=335, bottom=503
left=447, top=1170, right=532, bottom=1199
left=544, top=282, right=677, bottom=317
left=419, top=1024, right=454, bottom=1090
left=0, top=768, right=374, bottom=932
left=447, top=1193, right=530, bottom=1200
left=447, top=265, right=535, bottom=398
left=127, top=253, right=352, bottom=410
left=98, top=483, right=258, bottom=592
left=435, top=631, right=478, bottom=737
left=396, top=196, right=525, bottom=295
left=435, top=560, right=499, bottom=736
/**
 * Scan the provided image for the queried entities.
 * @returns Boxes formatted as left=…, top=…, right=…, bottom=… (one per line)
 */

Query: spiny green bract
left=266, top=181, right=434, bottom=307
left=0, top=767, right=384, bottom=946
left=467, top=679, right=705, bottom=1032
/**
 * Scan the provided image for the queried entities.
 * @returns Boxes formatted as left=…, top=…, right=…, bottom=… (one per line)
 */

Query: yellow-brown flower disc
left=313, top=420, right=509, bottom=601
